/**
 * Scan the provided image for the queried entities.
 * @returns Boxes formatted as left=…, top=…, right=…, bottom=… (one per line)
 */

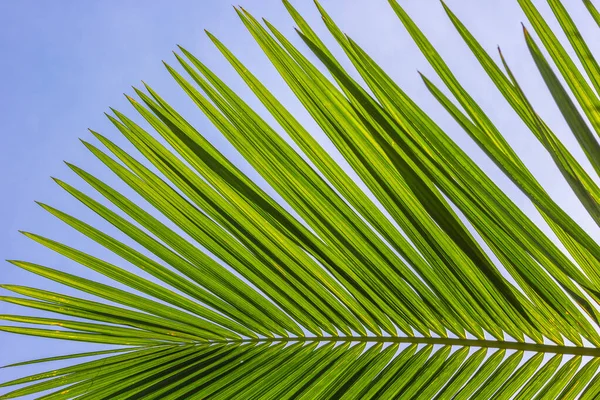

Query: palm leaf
left=3, top=0, right=600, bottom=398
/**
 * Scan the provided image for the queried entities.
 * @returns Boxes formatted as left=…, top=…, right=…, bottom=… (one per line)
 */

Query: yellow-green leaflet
left=4, top=0, right=600, bottom=398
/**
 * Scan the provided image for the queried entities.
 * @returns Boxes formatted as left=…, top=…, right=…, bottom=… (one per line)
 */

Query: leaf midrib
left=207, top=336, right=600, bottom=357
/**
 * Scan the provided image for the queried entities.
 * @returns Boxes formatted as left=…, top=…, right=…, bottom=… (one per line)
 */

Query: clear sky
left=2, top=0, right=600, bottom=396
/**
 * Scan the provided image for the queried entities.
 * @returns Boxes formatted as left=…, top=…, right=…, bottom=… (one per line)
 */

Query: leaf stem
left=211, top=336, right=600, bottom=357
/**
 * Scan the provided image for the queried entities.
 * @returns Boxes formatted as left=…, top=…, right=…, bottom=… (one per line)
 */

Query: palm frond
left=4, top=0, right=600, bottom=398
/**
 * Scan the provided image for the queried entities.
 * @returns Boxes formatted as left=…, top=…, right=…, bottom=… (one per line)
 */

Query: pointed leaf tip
left=205, top=30, right=217, bottom=41
left=20, top=231, right=35, bottom=239
left=497, top=46, right=505, bottom=59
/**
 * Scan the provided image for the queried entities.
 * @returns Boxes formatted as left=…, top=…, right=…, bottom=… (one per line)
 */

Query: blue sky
left=2, top=0, right=600, bottom=395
